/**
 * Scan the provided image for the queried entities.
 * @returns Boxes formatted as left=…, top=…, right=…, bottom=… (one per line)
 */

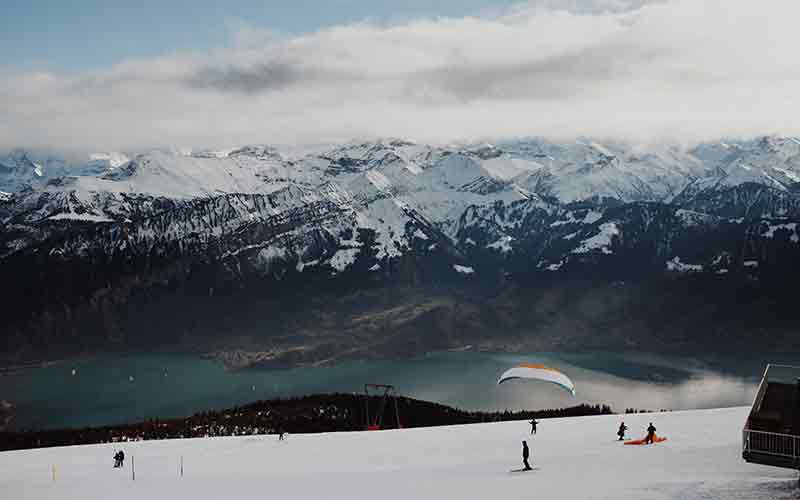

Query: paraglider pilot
left=644, top=423, right=656, bottom=444
left=522, top=441, right=532, bottom=470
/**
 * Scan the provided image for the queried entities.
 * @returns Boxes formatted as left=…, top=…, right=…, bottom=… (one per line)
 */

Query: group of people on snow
left=616, top=421, right=656, bottom=442
left=113, top=450, right=125, bottom=468
left=521, top=419, right=660, bottom=470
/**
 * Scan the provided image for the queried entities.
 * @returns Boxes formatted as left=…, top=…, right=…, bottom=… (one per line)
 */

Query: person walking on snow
left=529, top=419, right=538, bottom=435
left=645, top=423, right=657, bottom=444
left=522, top=441, right=532, bottom=470
left=617, top=422, right=628, bottom=441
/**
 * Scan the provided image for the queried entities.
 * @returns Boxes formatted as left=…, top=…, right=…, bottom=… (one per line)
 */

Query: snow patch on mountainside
left=583, top=210, right=603, bottom=225
left=771, top=165, right=800, bottom=184
left=255, top=246, right=288, bottom=270
left=666, top=257, right=703, bottom=273
left=329, top=248, right=360, bottom=272
left=573, top=223, right=619, bottom=254
left=296, top=259, right=320, bottom=272
left=481, top=157, right=543, bottom=181
left=366, top=170, right=392, bottom=191
left=413, top=229, right=429, bottom=240
left=589, top=141, right=615, bottom=157
left=675, top=209, right=718, bottom=227
left=545, top=260, right=564, bottom=271
left=453, top=264, right=475, bottom=274
left=551, top=210, right=603, bottom=227
left=48, top=213, right=114, bottom=223
left=405, top=163, right=422, bottom=175
left=356, top=198, right=411, bottom=260
left=487, top=236, right=513, bottom=253
left=762, top=223, right=799, bottom=243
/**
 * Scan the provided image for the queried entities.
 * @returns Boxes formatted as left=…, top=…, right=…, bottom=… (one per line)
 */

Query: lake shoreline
left=0, top=350, right=763, bottom=433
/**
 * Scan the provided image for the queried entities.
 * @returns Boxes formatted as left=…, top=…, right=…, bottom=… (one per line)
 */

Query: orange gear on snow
left=624, top=434, right=668, bottom=445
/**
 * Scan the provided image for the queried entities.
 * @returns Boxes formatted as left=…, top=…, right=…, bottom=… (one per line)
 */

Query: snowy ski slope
left=0, top=406, right=795, bottom=500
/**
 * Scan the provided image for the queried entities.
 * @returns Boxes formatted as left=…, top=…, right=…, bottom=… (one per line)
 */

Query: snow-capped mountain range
left=2, top=136, right=800, bottom=365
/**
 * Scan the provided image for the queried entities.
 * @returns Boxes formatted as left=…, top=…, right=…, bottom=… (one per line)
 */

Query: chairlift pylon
left=364, top=384, right=401, bottom=431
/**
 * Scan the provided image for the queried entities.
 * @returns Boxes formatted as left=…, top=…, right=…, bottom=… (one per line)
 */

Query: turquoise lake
left=0, top=350, right=778, bottom=431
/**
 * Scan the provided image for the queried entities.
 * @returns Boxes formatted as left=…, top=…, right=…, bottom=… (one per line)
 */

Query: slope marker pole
left=132, top=456, right=135, bottom=481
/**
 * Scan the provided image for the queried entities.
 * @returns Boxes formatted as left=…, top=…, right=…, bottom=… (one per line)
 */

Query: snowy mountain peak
left=89, top=152, right=131, bottom=169
left=0, top=150, right=65, bottom=192
left=4, top=135, right=800, bottom=222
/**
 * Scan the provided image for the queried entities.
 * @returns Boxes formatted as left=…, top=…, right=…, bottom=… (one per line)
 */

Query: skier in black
left=644, top=423, right=656, bottom=444
left=617, top=422, right=628, bottom=441
left=522, top=440, right=532, bottom=470
left=113, top=451, right=120, bottom=468
left=529, top=419, right=538, bottom=435
left=118, top=450, right=125, bottom=467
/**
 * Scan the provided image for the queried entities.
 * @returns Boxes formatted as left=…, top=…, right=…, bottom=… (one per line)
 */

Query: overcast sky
left=1, top=0, right=798, bottom=153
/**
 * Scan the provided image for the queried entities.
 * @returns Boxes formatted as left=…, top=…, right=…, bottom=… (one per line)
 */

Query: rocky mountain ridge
left=2, top=136, right=799, bottom=366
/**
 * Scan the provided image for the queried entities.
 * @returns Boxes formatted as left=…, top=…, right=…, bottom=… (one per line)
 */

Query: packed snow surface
left=1, top=407, right=794, bottom=500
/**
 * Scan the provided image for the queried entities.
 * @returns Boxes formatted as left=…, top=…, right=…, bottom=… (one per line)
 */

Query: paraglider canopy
left=497, top=364, right=576, bottom=396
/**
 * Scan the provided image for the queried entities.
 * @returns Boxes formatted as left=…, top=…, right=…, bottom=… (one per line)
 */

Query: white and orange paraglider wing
left=497, top=364, right=576, bottom=396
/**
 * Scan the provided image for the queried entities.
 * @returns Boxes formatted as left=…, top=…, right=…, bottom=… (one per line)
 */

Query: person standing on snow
left=617, top=422, right=628, bottom=441
left=522, top=441, right=532, bottom=470
left=529, top=419, right=538, bottom=435
left=645, top=423, right=656, bottom=444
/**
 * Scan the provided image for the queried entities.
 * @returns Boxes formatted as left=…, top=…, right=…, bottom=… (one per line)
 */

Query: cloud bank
left=2, top=0, right=798, bottom=153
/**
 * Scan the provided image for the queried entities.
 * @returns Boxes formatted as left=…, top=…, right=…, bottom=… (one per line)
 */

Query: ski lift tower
left=743, top=364, right=800, bottom=471
left=364, top=384, right=401, bottom=431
